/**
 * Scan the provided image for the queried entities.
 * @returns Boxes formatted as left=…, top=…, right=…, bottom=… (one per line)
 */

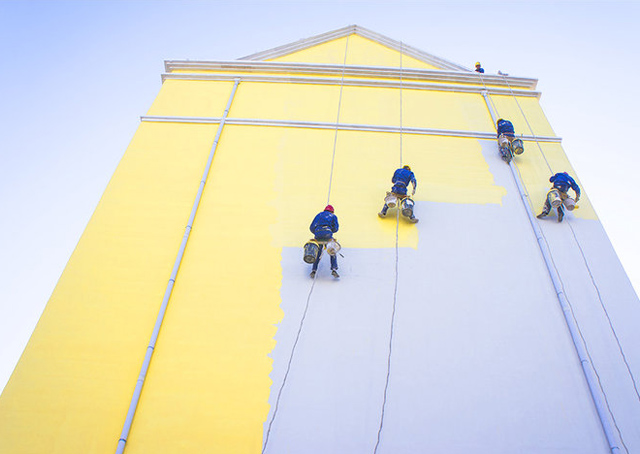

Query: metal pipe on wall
left=481, top=91, right=623, bottom=453
left=115, top=79, right=241, bottom=454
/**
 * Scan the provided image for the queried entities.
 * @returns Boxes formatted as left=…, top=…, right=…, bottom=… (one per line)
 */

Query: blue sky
left=1, top=0, right=638, bottom=393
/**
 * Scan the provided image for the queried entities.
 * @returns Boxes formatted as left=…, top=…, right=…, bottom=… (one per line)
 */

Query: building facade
left=1, top=26, right=639, bottom=454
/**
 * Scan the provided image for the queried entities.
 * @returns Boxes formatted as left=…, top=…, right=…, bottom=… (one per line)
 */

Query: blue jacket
left=497, top=119, right=515, bottom=137
left=310, top=211, right=339, bottom=238
left=550, top=172, right=580, bottom=196
left=391, top=168, right=417, bottom=196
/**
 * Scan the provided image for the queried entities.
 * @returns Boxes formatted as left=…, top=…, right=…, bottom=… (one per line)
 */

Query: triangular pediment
left=240, top=25, right=469, bottom=71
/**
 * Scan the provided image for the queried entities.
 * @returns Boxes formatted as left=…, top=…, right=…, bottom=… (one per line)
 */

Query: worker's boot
left=408, top=215, right=419, bottom=223
left=537, top=210, right=549, bottom=219
left=331, top=269, right=340, bottom=278
left=310, top=270, right=316, bottom=278
left=557, top=208, right=564, bottom=223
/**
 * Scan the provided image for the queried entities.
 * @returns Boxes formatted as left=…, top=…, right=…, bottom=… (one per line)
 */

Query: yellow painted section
left=340, top=86, right=495, bottom=132
left=124, top=126, right=286, bottom=454
left=0, top=122, right=220, bottom=453
left=147, top=80, right=234, bottom=117
left=229, top=82, right=341, bottom=123
left=270, top=34, right=441, bottom=70
left=271, top=36, right=351, bottom=65
left=490, top=94, right=556, bottom=137
left=346, top=35, right=441, bottom=70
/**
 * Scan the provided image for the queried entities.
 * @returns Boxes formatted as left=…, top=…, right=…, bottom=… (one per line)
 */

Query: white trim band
left=164, top=60, right=537, bottom=90
left=161, top=73, right=540, bottom=98
left=140, top=115, right=562, bottom=143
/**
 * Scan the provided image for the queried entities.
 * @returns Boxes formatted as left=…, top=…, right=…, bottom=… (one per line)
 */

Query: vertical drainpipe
left=115, top=79, right=241, bottom=454
left=481, top=91, right=622, bottom=453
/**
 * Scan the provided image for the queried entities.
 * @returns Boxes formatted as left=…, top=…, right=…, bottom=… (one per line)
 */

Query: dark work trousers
left=312, top=233, right=338, bottom=271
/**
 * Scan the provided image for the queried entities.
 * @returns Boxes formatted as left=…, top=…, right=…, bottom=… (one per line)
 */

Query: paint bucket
left=326, top=238, right=341, bottom=256
left=498, top=134, right=510, bottom=148
left=563, top=197, right=576, bottom=211
left=401, top=197, right=415, bottom=218
left=303, top=241, right=320, bottom=263
left=385, top=192, right=397, bottom=208
left=547, top=189, right=562, bottom=208
left=512, top=138, right=524, bottom=155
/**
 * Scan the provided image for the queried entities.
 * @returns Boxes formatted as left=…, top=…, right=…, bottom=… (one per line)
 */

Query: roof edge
left=238, top=25, right=469, bottom=72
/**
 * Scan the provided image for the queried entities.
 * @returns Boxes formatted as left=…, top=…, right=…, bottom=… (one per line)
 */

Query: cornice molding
left=238, top=25, right=469, bottom=72
left=140, top=115, right=561, bottom=143
left=164, top=60, right=538, bottom=90
left=161, top=73, right=540, bottom=98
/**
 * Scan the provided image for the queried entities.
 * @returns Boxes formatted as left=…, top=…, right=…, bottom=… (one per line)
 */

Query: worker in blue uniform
left=537, top=172, right=581, bottom=222
left=378, top=165, right=418, bottom=223
left=496, top=118, right=524, bottom=161
left=475, top=62, right=485, bottom=73
left=309, top=205, right=340, bottom=278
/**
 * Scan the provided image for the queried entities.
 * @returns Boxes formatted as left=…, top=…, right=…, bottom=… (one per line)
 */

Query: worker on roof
left=496, top=118, right=524, bottom=162
left=537, top=172, right=581, bottom=223
left=474, top=62, right=485, bottom=73
left=378, top=165, right=418, bottom=223
left=308, top=205, right=340, bottom=278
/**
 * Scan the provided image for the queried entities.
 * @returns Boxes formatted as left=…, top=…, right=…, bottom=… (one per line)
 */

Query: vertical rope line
left=505, top=69, right=640, bottom=402
left=504, top=75, right=630, bottom=450
left=537, top=224, right=630, bottom=454
left=263, top=35, right=350, bottom=454
left=501, top=74, right=553, bottom=174
left=262, top=278, right=318, bottom=454
left=507, top=75, right=638, bottom=396
left=511, top=159, right=629, bottom=453
left=373, top=43, right=405, bottom=453
left=399, top=41, right=403, bottom=166
left=374, top=209, right=401, bottom=454
left=476, top=68, right=501, bottom=119
left=567, top=224, right=640, bottom=402
left=326, top=35, right=350, bottom=204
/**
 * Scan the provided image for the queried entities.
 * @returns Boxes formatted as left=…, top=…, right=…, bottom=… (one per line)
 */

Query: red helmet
left=324, top=205, right=334, bottom=213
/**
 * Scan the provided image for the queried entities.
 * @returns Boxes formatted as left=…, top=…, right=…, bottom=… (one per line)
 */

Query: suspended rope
left=500, top=73, right=632, bottom=452
left=262, top=37, right=351, bottom=454
left=476, top=65, right=500, bottom=118
left=326, top=35, right=350, bottom=204
left=262, top=279, right=318, bottom=454
left=373, top=41, right=405, bottom=454
left=503, top=72, right=640, bottom=404
left=500, top=74, right=553, bottom=173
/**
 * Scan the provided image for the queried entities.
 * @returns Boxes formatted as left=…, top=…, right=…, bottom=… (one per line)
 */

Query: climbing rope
left=326, top=35, right=350, bottom=204
left=373, top=41, right=405, bottom=454
left=262, top=37, right=351, bottom=454
left=262, top=279, right=318, bottom=454
left=497, top=74, right=632, bottom=452
left=500, top=74, right=553, bottom=173
left=501, top=73, right=640, bottom=405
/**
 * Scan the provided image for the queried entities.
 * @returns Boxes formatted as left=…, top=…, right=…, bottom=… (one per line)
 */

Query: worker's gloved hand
left=412, top=189, right=416, bottom=196
left=575, top=195, right=580, bottom=202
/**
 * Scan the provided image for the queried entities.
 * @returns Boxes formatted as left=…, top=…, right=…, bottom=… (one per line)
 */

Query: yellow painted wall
left=0, top=30, right=594, bottom=454
left=147, top=80, right=235, bottom=117
left=270, top=34, right=441, bottom=70
left=0, top=122, right=221, bottom=453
